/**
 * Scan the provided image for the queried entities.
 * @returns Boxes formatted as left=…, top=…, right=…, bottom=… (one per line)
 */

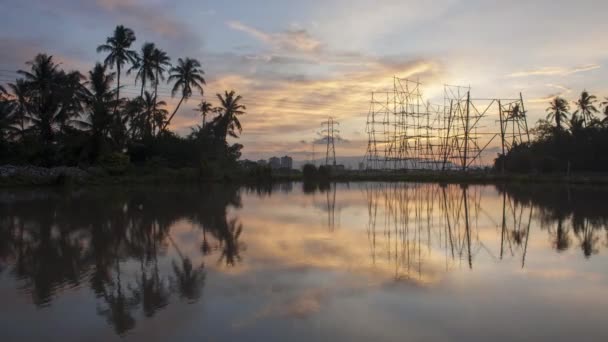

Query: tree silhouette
left=601, top=97, right=608, bottom=124
left=129, top=42, right=156, bottom=98
left=546, top=97, right=569, bottom=131
left=0, top=86, right=17, bottom=142
left=150, top=47, right=171, bottom=114
left=574, top=90, right=598, bottom=126
left=194, top=99, right=213, bottom=129
left=97, top=25, right=138, bottom=115
left=7, top=79, right=29, bottom=137
left=213, top=90, right=246, bottom=140
left=71, top=63, right=116, bottom=160
left=17, top=54, right=86, bottom=143
left=161, top=58, right=205, bottom=133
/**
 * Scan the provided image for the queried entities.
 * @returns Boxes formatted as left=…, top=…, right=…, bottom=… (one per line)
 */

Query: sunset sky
left=1, top=0, right=606, bottom=161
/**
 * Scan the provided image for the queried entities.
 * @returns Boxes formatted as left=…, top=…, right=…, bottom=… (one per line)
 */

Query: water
left=1, top=182, right=607, bottom=341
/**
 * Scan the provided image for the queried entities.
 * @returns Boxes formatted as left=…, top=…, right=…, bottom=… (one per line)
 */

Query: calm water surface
left=1, top=182, right=608, bottom=341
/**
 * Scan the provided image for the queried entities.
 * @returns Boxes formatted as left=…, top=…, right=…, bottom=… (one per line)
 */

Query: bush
left=317, top=165, right=331, bottom=179
left=302, top=164, right=317, bottom=180
left=99, top=153, right=130, bottom=175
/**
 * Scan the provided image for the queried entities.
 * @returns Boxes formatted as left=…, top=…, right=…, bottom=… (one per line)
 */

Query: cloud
left=227, top=21, right=323, bottom=54
left=94, top=0, right=195, bottom=39
left=507, top=64, right=600, bottom=78
left=528, top=84, right=573, bottom=103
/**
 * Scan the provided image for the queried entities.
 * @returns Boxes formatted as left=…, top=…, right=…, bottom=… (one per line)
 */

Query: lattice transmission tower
left=321, top=117, right=340, bottom=166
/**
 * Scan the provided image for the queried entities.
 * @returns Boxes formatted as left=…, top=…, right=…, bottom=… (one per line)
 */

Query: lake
left=1, top=182, right=607, bottom=341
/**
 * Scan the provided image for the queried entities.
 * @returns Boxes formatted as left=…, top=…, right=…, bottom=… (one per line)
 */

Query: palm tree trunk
left=153, top=72, right=159, bottom=136
left=160, top=95, right=184, bottom=134
left=140, top=78, right=145, bottom=98
left=115, top=63, right=121, bottom=113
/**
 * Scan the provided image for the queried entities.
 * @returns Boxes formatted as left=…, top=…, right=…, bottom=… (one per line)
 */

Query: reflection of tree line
left=0, top=185, right=244, bottom=336
left=364, top=183, right=608, bottom=279
left=496, top=184, right=608, bottom=258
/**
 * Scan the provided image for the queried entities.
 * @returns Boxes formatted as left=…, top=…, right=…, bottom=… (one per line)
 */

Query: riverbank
left=3, top=164, right=608, bottom=187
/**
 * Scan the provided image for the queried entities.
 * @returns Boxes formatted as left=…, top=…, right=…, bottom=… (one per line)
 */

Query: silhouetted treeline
left=0, top=25, right=246, bottom=177
left=495, top=92, right=608, bottom=173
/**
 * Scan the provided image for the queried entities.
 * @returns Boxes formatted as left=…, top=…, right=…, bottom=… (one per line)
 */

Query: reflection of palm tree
left=97, top=268, right=139, bottom=336
left=167, top=234, right=205, bottom=302
left=171, top=258, right=205, bottom=303
left=553, top=217, right=571, bottom=252
left=218, top=218, right=244, bottom=266
left=573, top=217, right=599, bottom=258
left=132, top=267, right=169, bottom=317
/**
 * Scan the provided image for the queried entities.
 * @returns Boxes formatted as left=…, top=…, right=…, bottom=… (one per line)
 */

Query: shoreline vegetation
left=4, top=163, right=608, bottom=187
left=2, top=25, right=608, bottom=188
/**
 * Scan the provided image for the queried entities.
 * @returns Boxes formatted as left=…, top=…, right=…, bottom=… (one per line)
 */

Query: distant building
left=280, top=156, right=293, bottom=169
left=257, top=159, right=267, bottom=166
left=269, top=157, right=281, bottom=169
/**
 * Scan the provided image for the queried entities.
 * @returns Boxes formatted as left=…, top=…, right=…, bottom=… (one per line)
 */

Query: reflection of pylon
left=321, top=117, right=340, bottom=166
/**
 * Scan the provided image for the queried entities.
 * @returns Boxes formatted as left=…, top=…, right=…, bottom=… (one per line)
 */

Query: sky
left=0, top=0, right=607, bottom=162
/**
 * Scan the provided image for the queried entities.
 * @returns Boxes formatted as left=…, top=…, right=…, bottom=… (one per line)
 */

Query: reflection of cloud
left=508, top=64, right=600, bottom=78
left=233, top=288, right=326, bottom=329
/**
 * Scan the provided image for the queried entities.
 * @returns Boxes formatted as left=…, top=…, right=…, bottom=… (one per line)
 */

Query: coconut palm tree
left=96, top=25, right=138, bottom=110
left=600, top=97, right=608, bottom=124
left=73, top=63, right=116, bottom=159
left=129, top=42, right=156, bottom=97
left=194, top=100, right=213, bottom=129
left=151, top=47, right=171, bottom=104
left=0, top=88, right=17, bottom=143
left=141, top=91, right=168, bottom=137
left=7, top=79, right=30, bottom=137
left=161, top=58, right=205, bottom=133
left=214, top=90, right=246, bottom=140
left=546, top=97, right=569, bottom=130
left=18, top=54, right=86, bottom=143
left=574, top=90, right=598, bottom=126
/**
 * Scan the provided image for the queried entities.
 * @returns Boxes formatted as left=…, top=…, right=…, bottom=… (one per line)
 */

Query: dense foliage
left=0, top=25, right=246, bottom=176
left=495, top=92, right=608, bottom=173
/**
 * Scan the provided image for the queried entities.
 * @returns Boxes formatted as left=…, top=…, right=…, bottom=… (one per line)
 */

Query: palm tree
left=601, top=97, right=608, bottom=124
left=194, top=100, right=213, bottom=129
left=214, top=90, right=246, bottom=140
left=142, top=91, right=168, bottom=137
left=18, top=54, right=85, bottom=143
left=161, top=58, right=205, bottom=133
left=150, top=47, right=171, bottom=104
left=7, top=79, right=30, bottom=137
left=129, top=42, right=156, bottom=97
left=74, top=63, right=116, bottom=159
left=574, top=90, right=598, bottom=126
left=546, top=97, right=569, bottom=130
left=96, top=25, right=138, bottom=110
left=0, top=88, right=17, bottom=143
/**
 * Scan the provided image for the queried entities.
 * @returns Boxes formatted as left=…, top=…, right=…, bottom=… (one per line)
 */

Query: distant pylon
left=321, top=117, right=340, bottom=166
